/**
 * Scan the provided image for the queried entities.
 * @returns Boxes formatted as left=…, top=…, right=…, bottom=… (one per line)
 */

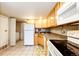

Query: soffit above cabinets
left=0, top=2, right=56, bottom=21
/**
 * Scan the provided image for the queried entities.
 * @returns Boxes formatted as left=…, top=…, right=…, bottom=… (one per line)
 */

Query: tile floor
left=0, top=41, right=47, bottom=56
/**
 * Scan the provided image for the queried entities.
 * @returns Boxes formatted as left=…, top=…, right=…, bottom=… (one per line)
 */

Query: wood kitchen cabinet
left=35, top=20, right=42, bottom=28
left=50, top=18, right=56, bottom=27
left=47, top=19, right=51, bottom=27
left=26, top=3, right=64, bottom=28
left=35, top=19, right=48, bottom=28
left=41, top=19, right=47, bottom=28
left=38, top=36, right=44, bottom=46
left=37, top=34, right=44, bottom=46
left=35, top=20, right=39, bottom=28
left=47, top=17, right=56, bottom=27
left=47, top=2, right=64, bottom=27
left=34, top=33, right=44, bottom=46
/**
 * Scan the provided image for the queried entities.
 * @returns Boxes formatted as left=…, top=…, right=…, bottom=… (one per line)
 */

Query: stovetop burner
left=50, top=40, right=76, bottom=56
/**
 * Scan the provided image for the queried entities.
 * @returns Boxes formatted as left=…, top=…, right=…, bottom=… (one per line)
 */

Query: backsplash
left=50, top=24, right=79, bottom=36
left=16, top=22, right=21, bottom=39
left=35, top=28, right=50, bottom=33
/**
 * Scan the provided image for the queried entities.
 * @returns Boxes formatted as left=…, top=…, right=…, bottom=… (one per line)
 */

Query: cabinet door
left=9, top=18, right=16, bottom=46
left=38, top=34, right=44, bottom=46
left=41, top=19, right=47, bottom=28
left=35, top=20, right=41, bottom=28
left=38, top=37, right=44, bottom=46
left=34, top=34, right=38, bottom=45
left=0, top=15, right=8, bottom=47
left=47, top=19, right=50, bottom=27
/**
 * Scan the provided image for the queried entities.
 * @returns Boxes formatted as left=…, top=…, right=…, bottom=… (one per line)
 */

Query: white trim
left=47, top=40, right=63, bottom=56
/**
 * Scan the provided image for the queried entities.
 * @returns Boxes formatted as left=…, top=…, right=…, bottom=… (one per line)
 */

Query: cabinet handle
left=5, top=30, right=8, bottom=32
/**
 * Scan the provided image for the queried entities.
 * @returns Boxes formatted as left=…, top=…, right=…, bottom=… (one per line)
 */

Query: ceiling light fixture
left=50, top=17, right=54, bottom=19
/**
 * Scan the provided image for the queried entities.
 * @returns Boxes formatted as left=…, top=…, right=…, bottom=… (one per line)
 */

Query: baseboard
left=0, top=44, right=9, bottom=53
left=16, top=39, right=22, bottom=42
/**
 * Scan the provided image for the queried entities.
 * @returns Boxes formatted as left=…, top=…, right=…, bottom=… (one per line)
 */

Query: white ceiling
left=0, top=2, right=56, bottom=21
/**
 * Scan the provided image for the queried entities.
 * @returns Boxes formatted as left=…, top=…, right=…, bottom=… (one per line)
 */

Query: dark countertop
left=44, top=33, right=79, bottom=47
left=49, top=40, right=76, bottom=56
left=44, top=33, right=79, bottom=56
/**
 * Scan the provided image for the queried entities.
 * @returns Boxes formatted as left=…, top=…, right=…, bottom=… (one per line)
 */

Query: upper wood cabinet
left=47, top=2, right=64, bottom=27
left=57, top=2, right=79, bottom=25
left=26, top=2, right=64, bottom=28
left=41, top=19, right=47, bottom=28
left=28, top=19, right=48, bottom=28
left=47, top=19, right=50, bottom=27
left=35, top=20, right=41, bottom=28
left=47, top=18, right=56, bottom=27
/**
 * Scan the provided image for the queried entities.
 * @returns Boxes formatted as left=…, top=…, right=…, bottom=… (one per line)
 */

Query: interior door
left=0, top=16, right=8, bottom=47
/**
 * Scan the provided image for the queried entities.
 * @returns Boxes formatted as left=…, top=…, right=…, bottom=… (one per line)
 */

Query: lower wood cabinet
left=38, top=37, right=44, bottom=46
left=34, top=33, right=44, bottom=46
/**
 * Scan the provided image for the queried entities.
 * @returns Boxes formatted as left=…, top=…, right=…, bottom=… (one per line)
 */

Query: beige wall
left=16, top=22, right=21, bottom=39
left=50, top=24, right=79, bottom=40
left=50, top=24, right=79, bottom=36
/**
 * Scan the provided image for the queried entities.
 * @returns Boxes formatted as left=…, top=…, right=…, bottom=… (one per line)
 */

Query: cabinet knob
left=5, top=30, right=8, bottom=32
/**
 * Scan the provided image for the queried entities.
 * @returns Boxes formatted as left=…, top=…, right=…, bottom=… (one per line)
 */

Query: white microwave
left=67, top=30, right=79, bottom=47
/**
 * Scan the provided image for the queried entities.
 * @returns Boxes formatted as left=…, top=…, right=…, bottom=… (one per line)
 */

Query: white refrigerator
left=24, top=24, right=35, bottom=45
